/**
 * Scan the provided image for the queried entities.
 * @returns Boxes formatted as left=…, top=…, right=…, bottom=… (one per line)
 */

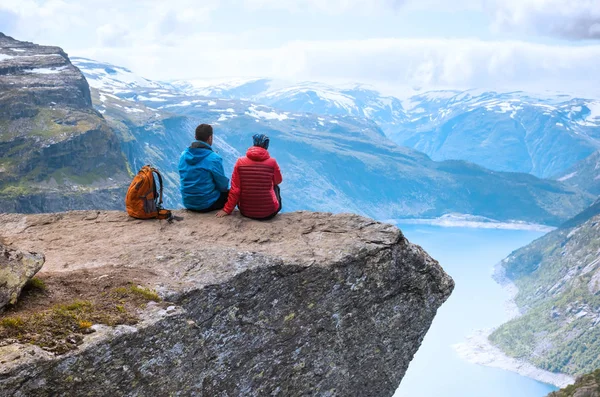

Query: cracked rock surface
left=0, top=210, right=453, bottom=397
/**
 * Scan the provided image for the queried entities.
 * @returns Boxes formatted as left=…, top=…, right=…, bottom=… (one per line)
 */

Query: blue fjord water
left=392, top=224, right=558, bottom=397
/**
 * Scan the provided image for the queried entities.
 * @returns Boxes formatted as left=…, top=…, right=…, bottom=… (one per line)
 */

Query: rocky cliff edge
left=0, top=211, right=453, bottom=397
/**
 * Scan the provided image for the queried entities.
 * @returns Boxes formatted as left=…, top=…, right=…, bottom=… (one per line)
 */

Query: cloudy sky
left=1, top=0, right=600, bottom=96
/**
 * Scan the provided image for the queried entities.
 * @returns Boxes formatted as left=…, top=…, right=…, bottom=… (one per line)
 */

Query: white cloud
left=243, top=0, right=407, bottom=14
left=486, top=0, right=600, bottom=40
left=2, top=0, right=600, bottom=97
left=75, top=36, right=600, bottom=97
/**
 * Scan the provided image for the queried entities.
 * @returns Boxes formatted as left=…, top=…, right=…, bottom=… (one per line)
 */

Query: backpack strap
left=151, top=168, right=164, bottom=207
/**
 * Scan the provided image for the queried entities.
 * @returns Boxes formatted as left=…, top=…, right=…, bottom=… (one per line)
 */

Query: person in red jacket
left=216, top=134, right=282, bottom=220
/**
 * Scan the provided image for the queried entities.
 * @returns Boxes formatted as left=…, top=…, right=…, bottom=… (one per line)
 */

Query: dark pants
left=244, top=185, right=282, bottom=221
left=195, top=191, right=229, bottom=213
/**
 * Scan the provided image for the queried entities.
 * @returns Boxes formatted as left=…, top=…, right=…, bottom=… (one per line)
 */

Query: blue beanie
left=252, top=134, right=270, bottom=149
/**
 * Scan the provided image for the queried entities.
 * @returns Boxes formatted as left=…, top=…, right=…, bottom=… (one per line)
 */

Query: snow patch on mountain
left=586, top=101, right=600, bottom=122
left=23, top=65, right=69, bottom=74
left=72, top=57, right=163, bottom=93
left=245, top=105, right=289, bottom=121
left=558, top=172, right=578, bottom=182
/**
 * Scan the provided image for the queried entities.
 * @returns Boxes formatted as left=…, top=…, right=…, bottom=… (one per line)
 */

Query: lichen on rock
left=0, top=210, right=453, bottom=396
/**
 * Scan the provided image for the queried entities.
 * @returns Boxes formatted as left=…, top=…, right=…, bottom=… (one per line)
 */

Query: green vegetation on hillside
left=548, top=368, right=600, bottom=396
left=491, top=211, right=600, bottom=376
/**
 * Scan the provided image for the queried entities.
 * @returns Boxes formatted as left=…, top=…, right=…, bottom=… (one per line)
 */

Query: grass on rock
left=0, top=282, right=162, bottom=355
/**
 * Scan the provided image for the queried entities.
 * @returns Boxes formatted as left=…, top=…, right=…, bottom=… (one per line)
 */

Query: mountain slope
left=176, top=78, right=600, bottom=179
left=555, top=151, right=600, bottom=196
left=491, top=201, right=600, bottom=376
left=394, top=91, right=600, bottom=178
left=0, top=33, right=129, bottom=213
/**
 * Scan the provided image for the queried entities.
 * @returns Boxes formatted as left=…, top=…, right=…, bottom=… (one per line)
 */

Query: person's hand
left=216, top=210, right=229, bottom=218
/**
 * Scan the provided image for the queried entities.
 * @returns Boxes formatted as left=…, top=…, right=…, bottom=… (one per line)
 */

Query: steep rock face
left=0, top=243, right=44, bottom=310
left=0, top=33, right=129, bottom=213
left=491, top=202, right=600, bottom=376
left=0, top=211, right=453, bottom=396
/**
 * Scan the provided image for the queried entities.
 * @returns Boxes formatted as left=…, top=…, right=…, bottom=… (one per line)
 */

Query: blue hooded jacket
left=178, top=141, right=230, bottom=210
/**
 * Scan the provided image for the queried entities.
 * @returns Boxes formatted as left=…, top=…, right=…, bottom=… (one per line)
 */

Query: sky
left=1, top=0, right=600, bottom=96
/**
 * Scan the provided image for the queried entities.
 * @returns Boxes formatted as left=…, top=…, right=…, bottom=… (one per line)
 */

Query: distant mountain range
left=165, top=76, right=600, bottom=180
left=71, top=59, right=600, bottom=181
left=0, top=39, right=594, bottom=223
left=64, top=56, right=592, bottom=225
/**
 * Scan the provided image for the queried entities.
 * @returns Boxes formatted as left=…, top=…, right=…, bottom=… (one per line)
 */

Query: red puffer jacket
left=223, top=146, right=282, bottom=218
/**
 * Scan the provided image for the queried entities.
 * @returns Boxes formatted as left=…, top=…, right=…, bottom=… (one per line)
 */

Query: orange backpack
left=125, top=165, right=172, bottom=220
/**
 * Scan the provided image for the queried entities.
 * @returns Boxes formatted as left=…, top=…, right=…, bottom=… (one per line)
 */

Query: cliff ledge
left=0, top=210, right=453, bottom=397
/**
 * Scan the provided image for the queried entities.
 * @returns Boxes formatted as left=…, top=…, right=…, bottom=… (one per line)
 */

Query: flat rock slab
left=0, top=210, right=453, bottom=397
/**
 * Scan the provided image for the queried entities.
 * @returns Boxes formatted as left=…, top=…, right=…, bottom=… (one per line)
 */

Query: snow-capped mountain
left=170, top=78, right=408, bottom=129
left=72, top=57, right=168, bottom=93
left=165, top=77, right=600, bottom=178
left=72, top=60, right=600, bottom=177
left=392, top=90, right=600, bottom=178
left=170, top=78, right=271, bottom=99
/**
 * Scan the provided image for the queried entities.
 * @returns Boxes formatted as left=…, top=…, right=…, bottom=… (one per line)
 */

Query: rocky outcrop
left=548, top=368, right=600, bottom=397
left=0, top=33, right=129, bottom=213
left=0, top=211, right=453, bottom=396
left=0, top=243, right=44, bottom=310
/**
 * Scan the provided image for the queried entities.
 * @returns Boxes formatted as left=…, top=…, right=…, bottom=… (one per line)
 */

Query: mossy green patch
left=284, top=313, right=296, bottom=322
left=112, top=285, right=161, bottom=302
left=24, top=277, right=47, bottom=292
left=0, top=284, right=162, bottom=355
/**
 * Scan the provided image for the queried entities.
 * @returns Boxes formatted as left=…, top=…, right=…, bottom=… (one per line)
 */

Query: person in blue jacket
left=178, top=124, right=230, bottom=212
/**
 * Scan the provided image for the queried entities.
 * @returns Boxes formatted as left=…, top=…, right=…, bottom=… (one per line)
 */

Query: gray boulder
left=0, top=242, right=44, bottom=310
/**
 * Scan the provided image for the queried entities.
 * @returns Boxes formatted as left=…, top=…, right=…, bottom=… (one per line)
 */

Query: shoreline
left=387, top=214, right=555, bottom=232
left=453, top=328, right=575, bottom=389
left=452, top=262, right=575, bottom=389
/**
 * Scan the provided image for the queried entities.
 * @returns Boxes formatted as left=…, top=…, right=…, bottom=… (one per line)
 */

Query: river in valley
left=393, top=223, right=558, bottom=397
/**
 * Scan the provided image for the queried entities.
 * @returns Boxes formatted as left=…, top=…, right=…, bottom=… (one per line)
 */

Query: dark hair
left=195, top=124, right=213, bottom=142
